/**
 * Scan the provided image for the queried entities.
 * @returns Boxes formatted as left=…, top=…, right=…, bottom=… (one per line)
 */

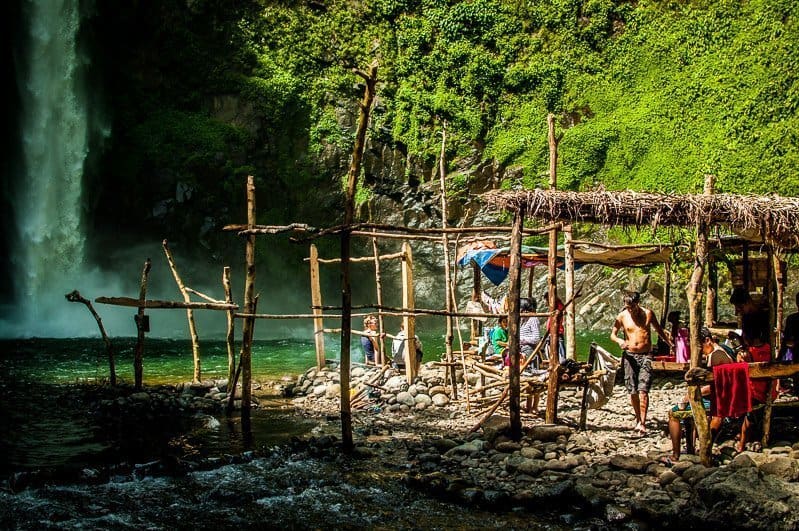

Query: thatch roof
left=483, top=189, right=799, bottom=250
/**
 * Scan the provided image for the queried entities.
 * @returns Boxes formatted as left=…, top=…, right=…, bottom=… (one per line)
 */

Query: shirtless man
left=611, top=291, right=672, bottom=435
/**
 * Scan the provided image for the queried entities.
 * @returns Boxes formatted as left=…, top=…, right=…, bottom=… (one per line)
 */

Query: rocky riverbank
left=289, top=361, right=799, bottom=530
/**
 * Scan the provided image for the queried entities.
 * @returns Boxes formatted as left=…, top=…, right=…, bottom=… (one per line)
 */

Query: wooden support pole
left=438, top=122, right=457, bottom=399
left=163, top=239, right=202, bottom=383
left=134, top=258, right=152, bottom=391
left=687, top=174, right=713, bottom=466
left=401, top=242, right=417, bottom=383
left=545, top=112, right=560, bottom=425
left=65, top=290, right=116, bottom=386
left=372, top=238, right=386, bottom=366
left=508, top=208, right=525, bottom=440
left=564, top=225, right=576, bottom=360
left=309, top=244, right=326, bottom=370
left=339, top=61, right=377, bottom=452
left=96, top=297, right=237, bottom=310
left=240, top=175, right=257, bottom=417
left=223, top=267, right=235, bottom=386
left=774, top=254, right=785, bottom=354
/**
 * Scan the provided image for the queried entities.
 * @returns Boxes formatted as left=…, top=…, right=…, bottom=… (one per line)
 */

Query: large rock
left=692, top=466, right=799, bottom=529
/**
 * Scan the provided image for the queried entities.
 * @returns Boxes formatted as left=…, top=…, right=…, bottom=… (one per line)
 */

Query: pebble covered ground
left=288, top=361, right=799, bottom=529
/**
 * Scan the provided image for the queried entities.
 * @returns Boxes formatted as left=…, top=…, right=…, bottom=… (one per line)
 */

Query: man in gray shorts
left=611, top=291, right=672, bottom=435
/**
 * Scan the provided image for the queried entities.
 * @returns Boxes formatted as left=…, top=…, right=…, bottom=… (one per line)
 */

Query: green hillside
left=90, top=0, right=799, bottom=238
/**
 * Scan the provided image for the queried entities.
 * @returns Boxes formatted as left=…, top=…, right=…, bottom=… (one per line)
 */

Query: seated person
left=391, top=323, right=423, bottom=371
left=666, top=327, right=734, bottom=462
left=360, top=315, right=381, bottom=366
left=519, top=298, right=541, bottom=369
left=491, top=316, right=509, bottom=366
left=736, top=336, right=776, bottom=452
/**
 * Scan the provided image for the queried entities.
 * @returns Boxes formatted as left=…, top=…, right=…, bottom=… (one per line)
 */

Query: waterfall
left=6, top=0, right=91, bottom=336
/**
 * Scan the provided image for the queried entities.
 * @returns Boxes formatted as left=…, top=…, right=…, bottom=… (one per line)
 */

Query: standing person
left=610, top=291, right=672, bottom=435
left=519, top=297, right=542, bottom=369
left=360, top=315, right=383, bottom=366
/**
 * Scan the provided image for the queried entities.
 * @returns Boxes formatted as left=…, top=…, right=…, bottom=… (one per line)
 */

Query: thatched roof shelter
left=483, top=189, right=799, bottom=250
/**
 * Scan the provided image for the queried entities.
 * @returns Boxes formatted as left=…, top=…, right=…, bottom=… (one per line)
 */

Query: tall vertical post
left=223, top=266, right=235, bottom=385
left=340, top=62, right=378, bottom=452
left=438, top=122, right=457, bottom=398
left=508, top=209, right=524, bottom=440
left=310, top=244, right=326, bottom=370
left=372, top=238, right=386, bottom=366
left=545, top=113, right=561, bottom=424
left=401, top=242, right=417, bottom=383
left=240, top=175, right=257, bottom=417
left=564, top=225, right=576, bottom=360
left=687, top=174, right=713, bottom=466
left=134, top=258, right=151, bottom=391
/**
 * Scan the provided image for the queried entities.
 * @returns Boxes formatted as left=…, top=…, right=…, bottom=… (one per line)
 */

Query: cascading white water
left=9, top=0, right=89, bottom=336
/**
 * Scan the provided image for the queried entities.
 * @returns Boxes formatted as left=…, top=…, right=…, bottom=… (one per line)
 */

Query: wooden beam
left=96, top=297, right=237, bottom=310
left=163, top=239, right=202, bottom=383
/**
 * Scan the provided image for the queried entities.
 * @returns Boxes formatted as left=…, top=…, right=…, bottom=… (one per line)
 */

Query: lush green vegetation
left=90, top=0, right=799, bottom=245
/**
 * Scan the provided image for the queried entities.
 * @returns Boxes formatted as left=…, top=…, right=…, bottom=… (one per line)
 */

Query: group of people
left=612, top=286, right=796, bottom=460
left=484, top=294, right=565, bottom=370
left=359, top=314, right=423, bottom=371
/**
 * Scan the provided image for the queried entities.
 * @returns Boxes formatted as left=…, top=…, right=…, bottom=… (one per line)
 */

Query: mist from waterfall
left=1, top=0, right=97, bottom=337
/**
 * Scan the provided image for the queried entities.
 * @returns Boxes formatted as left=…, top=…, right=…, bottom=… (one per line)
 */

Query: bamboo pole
left=309, top=244, right=326, bottom=370
left=545, top=112, right=561, bottom=425
left=401, top=241, right=417, bottom=383
left=340, top=61, right=378, bottom=452
left=162, top=239, right=202, bottom=383
left=564, top=225, right=576, bottom=360
left=134, top=258, right=152, bottom=390
left=372, top=238, right=386, bottom=366
left=65, top=290, right=116, bottom=386
left=240, top=175, right=257, bottom=417
left=438, top=122, right=457, bottom=399
left=223, top=267, right=235, bottom=386
left=508, top=208, right=524, bottom=440
left=471, top=262, right=482, bottom=344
